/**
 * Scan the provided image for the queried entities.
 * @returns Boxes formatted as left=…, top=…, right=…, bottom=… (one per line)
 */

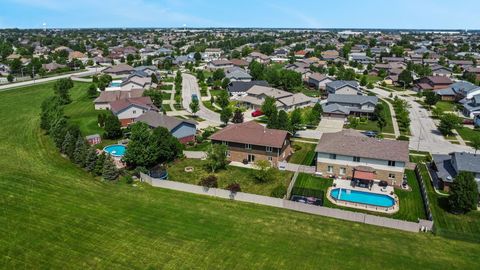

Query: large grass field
left=418, top=164, right=480, bottom=243
left=1, top=82, right=480, bottom=269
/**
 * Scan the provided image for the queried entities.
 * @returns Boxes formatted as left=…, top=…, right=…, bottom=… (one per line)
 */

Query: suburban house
left=135, top=111, right=197, bottom=143
left=246, top=52, right=270, bottom=64
left=307, top=73, right=334, bottom=90
left=323, top=94, right=378, bottom=118
left=210, top=121, right=292, bottom=167
left=237, top=85, right=315, bottom=111
left=119, top=73, right=155, bottom=90
left=93, top=89, right=144, bottom=110
left=462, top=95, right=480, bottom=118
left=225, top=67, right=252, bottom=82
left=475, top=114, right=480, bottom=128
left=134, top=65, right=159, bottom=76
left=315, top=130, right=409, bottom=187
left=413, top=76, right=453, bottom=92
left=42, top=62, right=66, bottom=72
left=432, top=152, right=480, bottom=192
left=103, top=64, right=135, bottom=76
left=203, top=48, right=223, bottom=61
left=207, top=59, right=233, bottom=70
left=110, top=97, right=159, bottom=126
left=227, top=80, right=269, bottom=97
left=435, top=81, right=480, bottom=102
left=431, top=65, right=453, bottom=77
left=326, top=80, right=361, bottom=95
left=230, top=58, right=249, bottom=68
left=321, top=50, right=339, bottom=61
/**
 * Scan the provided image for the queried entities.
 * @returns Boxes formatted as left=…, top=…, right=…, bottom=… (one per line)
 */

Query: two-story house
left=307, top=73, right=335, bottom=90
left=210, top=121, right=292, bottom=167
left=315, top=131, right=409, bottom=187
left=326, top=81, right=360, bottom=95
left=110, top=97, right=159, bottom=126
left=323, top=94, right=378, bottom=118
left=237, top=85, right=315, bottom=111
left=432, top=152, right=480, bottom=192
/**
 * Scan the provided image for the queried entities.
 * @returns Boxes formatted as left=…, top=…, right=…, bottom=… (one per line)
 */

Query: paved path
left=183, top=151, right=207, bottom=159
left=0, top=67, right=102, bottom=92
left=369, top=87, right=473, bottom=154
left=181, top=73, right=221, bottom=125
left=379, top=97, right=400, bottom=137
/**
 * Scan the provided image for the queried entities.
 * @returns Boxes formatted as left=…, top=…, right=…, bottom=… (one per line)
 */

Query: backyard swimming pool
left=330, top=188, right=395, bottom=207
left=103, top=144, right=126, bottom=157
left=110, top=81, right=122, bottom=87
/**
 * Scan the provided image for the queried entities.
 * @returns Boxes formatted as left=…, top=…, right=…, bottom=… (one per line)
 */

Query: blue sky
left=0, top=0, right=479, bottom=29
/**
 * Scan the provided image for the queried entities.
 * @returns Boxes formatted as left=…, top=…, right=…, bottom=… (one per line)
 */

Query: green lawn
left=167, top=158, right=293, bottom=197
left=288, top=141, right=316, bottom=165
left=456, top=127, right=480, bottom=142
left=159, top=84, right=173, bottom=90
left=418, top=164, right=480, bottom=242
left=162, top=104, right=172, bottom=112
left=64, top=83, right=105, bottom=136
left=1, top=82, right=480, bottom=269
left=161, top=91, right=172, bottom=100
left=185, top=140, right=211, bottom=151
left=202, top=100, right=221, bottom=113
left=365, top=75, right=382, bottom=84
left=349, top=100, right=395, bottom=134
left=291, top=172, right=426, bottom=222
left=435, top=101, right=456, bottom=112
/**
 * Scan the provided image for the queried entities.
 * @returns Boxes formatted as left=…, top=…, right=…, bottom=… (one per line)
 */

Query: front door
left=247, top=154, right=255, bottom=163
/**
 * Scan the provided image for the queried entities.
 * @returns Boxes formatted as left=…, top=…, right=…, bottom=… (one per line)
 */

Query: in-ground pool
left=110, top=81, right=122, bottom=87
left=103, top=144, right=126, bottom=157
left=330, top=188, right=395, bottom=207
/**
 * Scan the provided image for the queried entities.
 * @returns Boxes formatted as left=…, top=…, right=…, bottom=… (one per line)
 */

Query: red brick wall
left=120, top=118, right=134, bottom=127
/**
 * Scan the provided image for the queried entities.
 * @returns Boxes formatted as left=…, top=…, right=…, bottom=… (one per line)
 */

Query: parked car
left=364, top=131, right=377, bottom=137
left=192, top=94, right=198, bottom=102
left=463, top=118, right=474, bottom=125
left=251, top=109, right=263, bottom=117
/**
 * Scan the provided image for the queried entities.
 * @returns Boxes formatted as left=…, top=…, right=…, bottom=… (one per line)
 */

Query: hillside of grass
left=0, top=82, right=480, bottom=269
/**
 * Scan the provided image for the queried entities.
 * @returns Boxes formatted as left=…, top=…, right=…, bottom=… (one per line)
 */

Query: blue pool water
left=330, top=188, right=395, bottom=207
left=103, top=144, right=126, bottom=157
left=110, top=82, right=121, bottom=87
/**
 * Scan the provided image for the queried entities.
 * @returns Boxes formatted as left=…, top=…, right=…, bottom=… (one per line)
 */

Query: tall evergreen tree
left=50, top=117, right=68, bottom=149
left=73, top=136, right=88, bottom=167
left=61, top=131, right=76, bottom=158
left=85, top=147, right=98, bottom=172
left=94, top=153, right=106, bottom=176
left=277, top=110, right=289, bottom=130
left=103, top=112, right=122, bottom=139
left=102, top=155, right=119, bottom=181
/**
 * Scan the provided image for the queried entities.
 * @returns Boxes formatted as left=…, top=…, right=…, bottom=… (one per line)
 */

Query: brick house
left=210, top=121, right=292, bottom=167
left=315, top=130, right=409, bottom=187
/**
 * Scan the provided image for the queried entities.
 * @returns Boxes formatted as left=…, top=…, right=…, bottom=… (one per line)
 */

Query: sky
left=0, top=0, right=479, bottom=30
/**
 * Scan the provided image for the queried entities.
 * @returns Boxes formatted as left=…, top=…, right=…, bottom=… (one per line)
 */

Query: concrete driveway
left=317, top=117, right=344, bottom=133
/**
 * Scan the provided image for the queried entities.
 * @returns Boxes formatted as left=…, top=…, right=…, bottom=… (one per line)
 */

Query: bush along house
left=210, top=121, right=292, bottom=167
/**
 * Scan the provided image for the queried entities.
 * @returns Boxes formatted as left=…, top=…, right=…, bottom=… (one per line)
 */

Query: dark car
left=191, top=94, right=198, bottom=102
left=364, top=131, right=377, bottom=137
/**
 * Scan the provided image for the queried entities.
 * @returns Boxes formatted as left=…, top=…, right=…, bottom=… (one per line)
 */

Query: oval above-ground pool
left=103, top=144, right=126, bottom=157
left=330, top=188, right=395, bottom=207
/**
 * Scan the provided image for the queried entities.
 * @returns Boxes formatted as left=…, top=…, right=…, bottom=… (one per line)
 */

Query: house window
left=245, top=144, right=252, bottom=149
left=388, top=173, right=395, bottom=179
left=329, top=154, right=337, bottom=160
left=353, top=156, right=360, bottom=162
left=327, top=166, right=334, bottom=173
left=268, top=156, right=273, bottom=161
left=340, top=167, right=346, bottom=175
left=388, top=160, right=396, bottom=167
left=222, top=141, right=227, bottom=145
left=266, top=146, right=272, bottom=152
left=132, top=110, right=136, bottom=114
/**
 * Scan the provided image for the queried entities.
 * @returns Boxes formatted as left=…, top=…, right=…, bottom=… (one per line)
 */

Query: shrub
left=292, top=144, right=302, bottom=151
left=226, top=183, right=241, bottom=193
left=199, top=175, right=218, bottom=188
left=270, top=185, right=287, bottom=198
left=122, top=175, right=134, bottom=184
left=397, top=135, right=410, bottom=141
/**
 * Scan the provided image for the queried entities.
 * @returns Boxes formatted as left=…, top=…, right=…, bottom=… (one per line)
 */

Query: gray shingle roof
left=327, top=94, right=378, bottom=105
left=135, top=111, right=196, bottom=131
left=322, top=103, right=350, bottom=115
left=315, top=130, right=409, bottom=162
left=452, top=152, right=480, bottom=173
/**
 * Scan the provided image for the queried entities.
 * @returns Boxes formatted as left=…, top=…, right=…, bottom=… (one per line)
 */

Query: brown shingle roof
left=94, top=89, right=144, bottom=103
left=315, top=131, right=409, bottom=162
left=210, top=121, right=288, bottom=148
left=110, top=97, right=157, bottom=113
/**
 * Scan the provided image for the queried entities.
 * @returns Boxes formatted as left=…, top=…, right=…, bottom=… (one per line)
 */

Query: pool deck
left=327, top=179, right=399, bottom=214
